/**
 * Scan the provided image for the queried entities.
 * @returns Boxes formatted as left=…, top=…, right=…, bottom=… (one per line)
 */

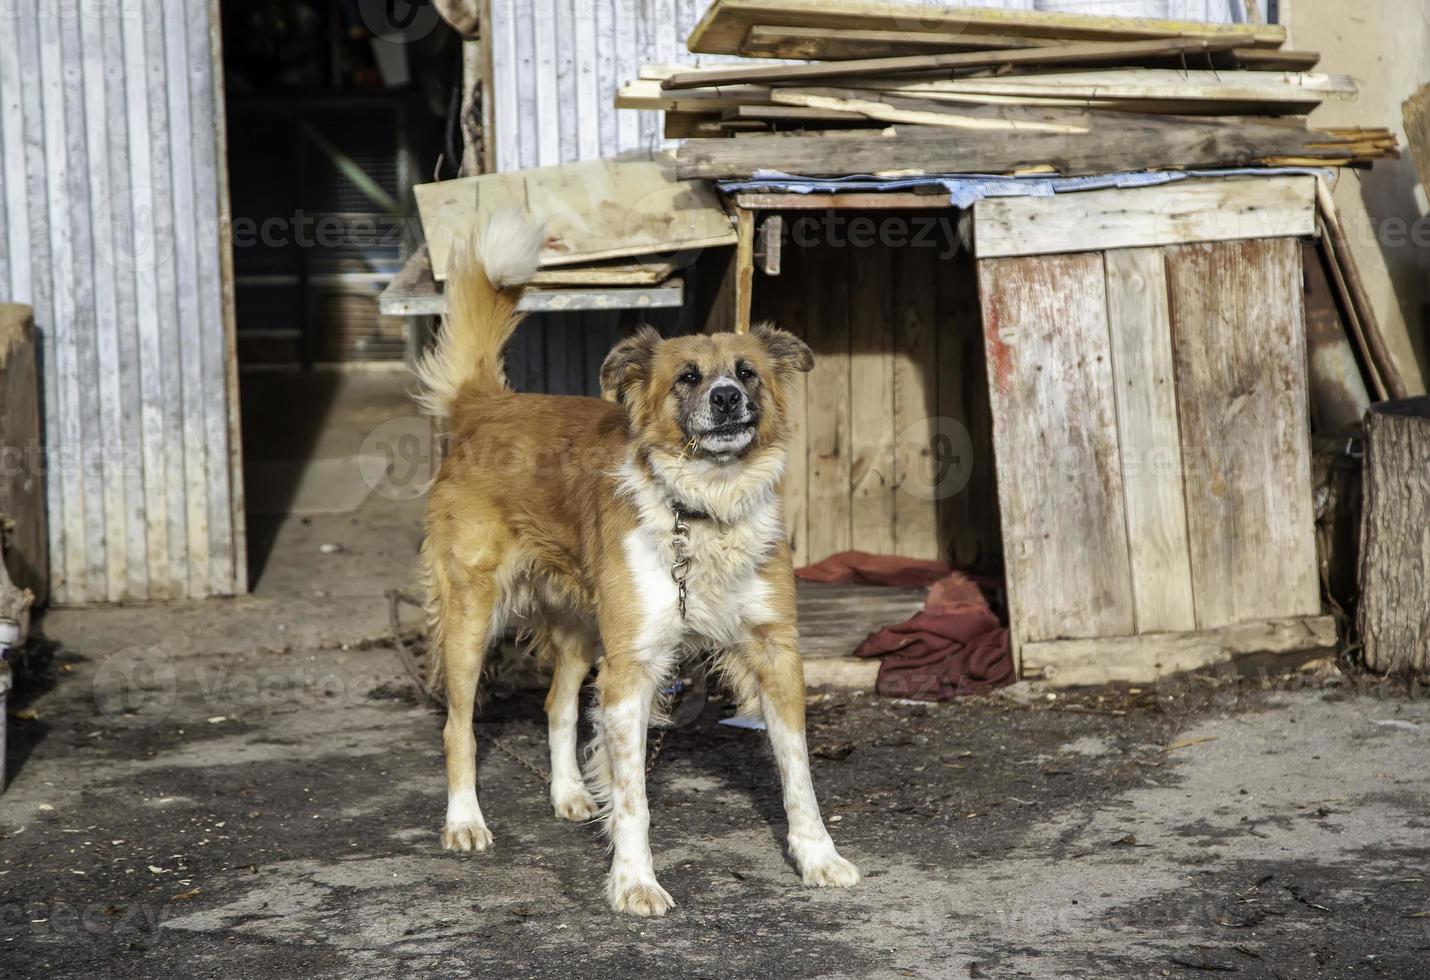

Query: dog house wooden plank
left=774, top=240, right=811, bottom=564
left=1103, top=247, right=1196, bottom=634
left=804, top=241, right=854, bottom=562
left=1165, top=237, right=1319, bottom=629
left=973, top=176, right=1317, bottom=260
left=892, top=245, right=942, bottom=560
left=849, top=239, right=897, bottom=556
left=1021, top=614, right=1337, bottom=686
left=979, top=251, right=1135, bottom=649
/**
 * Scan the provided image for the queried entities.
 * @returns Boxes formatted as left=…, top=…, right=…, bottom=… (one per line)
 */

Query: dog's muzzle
left=687, top=378, right=758, bottom=456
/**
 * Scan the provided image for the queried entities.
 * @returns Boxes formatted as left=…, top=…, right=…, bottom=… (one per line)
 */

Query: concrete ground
left=5, top=371, right=1430, bottom=978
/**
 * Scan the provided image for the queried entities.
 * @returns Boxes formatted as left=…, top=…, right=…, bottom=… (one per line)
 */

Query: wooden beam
left=1021, top=616, right=1337, bottom=686
left=663, top=35, right=1258, bottom=90
left=686, top=0, right=1289, bottom=55
left=677, top=121, right=1364, bottom=180
left=973, top=176, right=1317, bottom=259
left=734, top=206, right=756, bottom=333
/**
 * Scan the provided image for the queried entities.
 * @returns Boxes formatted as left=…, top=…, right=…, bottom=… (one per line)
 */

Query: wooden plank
left=978, top=252, right=1135, bottom=651
left=1316, top=177, right=1410, bottom=402
left=1103, top=248, right=1195, bottom=634
left=736, top=192, right=953, bottom=211
left=380, top=246, right=687, bottom=317
left=892, top=243, right=940, bottom=561
left=740, top=24, right=1060, bottom=60
left=803, top=239, right=852, bottom=564
left=757, top=214, right=783, bottom=276
left=531, top=256, right=680, bottom=286
left=0, top=306, right=49, bottom=604
left=416, top=154, right=736, bottom=281
left=734, top=206, right=755, bottom=333
left=848, top=236, right=895, bottom=556
left=1222, top=48, right=1320, bottom=71
left=725, top=104, right=864, bottom=124
left=974, top=176, right=1317, bottom=259
left=677, top=120, right=1368, bottom=180
left=1022, top=616, right=1337, bottom=687
left=663, top=36, right=1257, bottom=90
left=876, top=69, right=1353, bottom=106
left=616, top=78, right=774, bottom=113
left=686, top=0, right=1289, bottom=54
left=768, top=90, right=1089, bottom=134
left=1165, top=238, right=1319, bottom=629
left=772, top=233, right=808, bottom=563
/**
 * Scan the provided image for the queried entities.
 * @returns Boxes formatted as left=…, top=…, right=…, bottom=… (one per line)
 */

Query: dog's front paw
left=551, top=783, right=600, bottom=822
left=441, top=821, right=494, bottom=853
left=607, top=871, right=675, bottom=917
left=793, top=839, right=860, bottom=888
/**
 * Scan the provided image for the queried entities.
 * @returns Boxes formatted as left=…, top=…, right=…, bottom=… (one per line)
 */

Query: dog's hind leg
left=544, top=625, right=598, bottom=821
left=434, top=560, right=500, bottom=853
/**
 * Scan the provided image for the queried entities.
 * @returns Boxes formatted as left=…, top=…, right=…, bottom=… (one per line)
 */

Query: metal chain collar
left=670, top=505, right=691, bottom=620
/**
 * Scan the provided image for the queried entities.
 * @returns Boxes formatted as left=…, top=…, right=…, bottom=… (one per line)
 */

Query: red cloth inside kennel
left=796, top=550, right=1014, bottom=701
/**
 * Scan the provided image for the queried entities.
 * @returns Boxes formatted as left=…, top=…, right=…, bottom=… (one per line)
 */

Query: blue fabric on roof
left=718, top=167, right=1334, bottom=209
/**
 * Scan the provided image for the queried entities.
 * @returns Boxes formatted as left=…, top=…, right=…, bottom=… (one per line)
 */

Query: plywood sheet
left=979, top=252, right=1135, bottom=647
left=417, top=154, right=736, bottom=280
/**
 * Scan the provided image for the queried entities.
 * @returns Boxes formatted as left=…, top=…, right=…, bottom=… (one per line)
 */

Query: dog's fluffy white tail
left=413, top=209, right=545, bottom=416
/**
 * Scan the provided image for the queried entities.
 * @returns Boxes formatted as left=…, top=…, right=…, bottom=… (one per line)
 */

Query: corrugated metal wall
left=0, top=0, right=245, bottom=604
left=487, top=0, right=1245, bottom=172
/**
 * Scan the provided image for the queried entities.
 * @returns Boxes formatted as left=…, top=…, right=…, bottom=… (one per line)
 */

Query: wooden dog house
left=736, top=174, right=1335, bottom=683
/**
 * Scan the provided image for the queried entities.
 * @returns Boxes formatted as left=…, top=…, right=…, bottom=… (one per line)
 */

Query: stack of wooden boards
left=614, top=0, right=1398, bottom=179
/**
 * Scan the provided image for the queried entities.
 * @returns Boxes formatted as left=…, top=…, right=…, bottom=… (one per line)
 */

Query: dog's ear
left=752, top=321, right=814, bottom=375
left=600, top=325, right=661, bottom=401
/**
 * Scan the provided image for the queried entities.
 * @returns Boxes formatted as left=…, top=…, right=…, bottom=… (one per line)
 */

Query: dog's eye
left=678, top=369, right=700, bottom=385
left=737, top=365, right=756, bottom=382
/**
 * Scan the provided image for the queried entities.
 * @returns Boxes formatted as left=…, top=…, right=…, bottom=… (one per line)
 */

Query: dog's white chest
left=621, top=511, right=779, bottom=659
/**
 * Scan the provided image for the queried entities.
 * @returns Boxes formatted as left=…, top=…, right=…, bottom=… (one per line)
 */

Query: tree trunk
left=1359, top=397, right=1430, bottom=673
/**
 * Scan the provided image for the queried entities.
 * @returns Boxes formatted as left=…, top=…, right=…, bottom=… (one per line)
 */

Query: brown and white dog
left=416, top=212, right=859, bottom=916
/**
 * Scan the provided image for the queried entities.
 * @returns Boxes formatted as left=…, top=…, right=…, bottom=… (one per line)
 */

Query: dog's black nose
left=709, top=384, right=743, bottom=417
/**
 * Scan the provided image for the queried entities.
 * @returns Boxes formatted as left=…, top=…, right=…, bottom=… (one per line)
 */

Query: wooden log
left=1358, top=397, right=1430, bottom=675
left=0, top=305, right=48, bottom=607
